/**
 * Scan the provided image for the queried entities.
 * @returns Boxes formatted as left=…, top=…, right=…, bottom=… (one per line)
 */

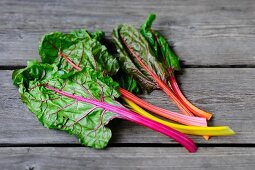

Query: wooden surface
left=1, top=0, right=255, bottom=169
left=1, top=147, right=254, bottom=170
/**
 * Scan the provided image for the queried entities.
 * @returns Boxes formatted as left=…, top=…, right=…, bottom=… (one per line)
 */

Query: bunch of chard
left=12, top=17, right=235, bottom=153
left=13, top=29, right=197, bottom=152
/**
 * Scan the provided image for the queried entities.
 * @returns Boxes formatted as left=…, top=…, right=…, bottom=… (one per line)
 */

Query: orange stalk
left=169, top=75, right=212, bottom=120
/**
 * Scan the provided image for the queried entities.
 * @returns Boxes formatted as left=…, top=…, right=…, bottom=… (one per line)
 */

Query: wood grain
left=0, top=0, right=255, bottom=66
left=1, top=68, right=254, bottom=144
left=0, top=147, right=254, bottom=170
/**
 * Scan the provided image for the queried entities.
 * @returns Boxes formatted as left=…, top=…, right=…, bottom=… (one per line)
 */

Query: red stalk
left=150, top=30, right=212, bottom=120
left=46, top=85, right=197, bottom=152
left=121, top=38, right=194, bottom=117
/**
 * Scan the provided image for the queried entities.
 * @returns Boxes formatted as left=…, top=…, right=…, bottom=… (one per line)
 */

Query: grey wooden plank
left=0, top=0, right=255, bottom=66
left=0, top=68, right=254, bottom=144
left=0, top=147, right=254, bottom=170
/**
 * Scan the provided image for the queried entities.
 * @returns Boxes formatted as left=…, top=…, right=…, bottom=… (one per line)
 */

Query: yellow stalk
left=123, top=97, right=235, bottom=136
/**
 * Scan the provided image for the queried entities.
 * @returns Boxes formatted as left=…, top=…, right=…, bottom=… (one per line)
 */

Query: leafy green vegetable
left=39, top=29, right=119, bottom=77
left=140, top=13, right=180, bottom=71
left=13, top=61, right=121, bottom=148
left=90, top=29, right=105, bottom=42
left=39, top=29, right=141, bottom=93
left=112, top=24, right=169, bottom=93
left=114, top=71, right=141, bottom=94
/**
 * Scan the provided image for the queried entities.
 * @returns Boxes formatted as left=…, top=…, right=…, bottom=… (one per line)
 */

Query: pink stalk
left=46, top=85, right=197, bottom=153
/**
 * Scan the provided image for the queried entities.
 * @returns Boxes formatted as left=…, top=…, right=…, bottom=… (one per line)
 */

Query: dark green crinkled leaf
left=13, top=61, right=121, bottom=149
left=140, top=13, right=181, bottom=71
left=39, top=29, right=90, bottom=63
left=12, top=60, right=58, bottom=87
left=114, top=71, right=141, bottom=94
left=39, top=29, right=119, bottom=77
left=39, top=28, right=140, bottom=94
left=112, top=24, right=169, bottom=93
left=90, top=29, right=105, bottom=42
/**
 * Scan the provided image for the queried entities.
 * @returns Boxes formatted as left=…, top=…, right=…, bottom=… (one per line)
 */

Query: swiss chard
left=140, top=14, right=212, bottom=120
left=12, top=61, right=197, bottom=152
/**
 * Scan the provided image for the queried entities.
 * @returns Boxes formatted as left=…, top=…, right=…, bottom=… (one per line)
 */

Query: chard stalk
left=169, top=72, right=212, bottom=120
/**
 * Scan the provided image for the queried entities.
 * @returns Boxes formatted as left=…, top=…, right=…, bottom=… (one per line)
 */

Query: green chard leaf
left=39, top=29, right=119, bottom=77
left=112, top=24, right=169, bottom=93
left=140, top=13, right=181, bottom=71
left=39, top=28, right=141, bottom=94
left=114, top=71, right=141, bottom=94
left=90, top=29, right=105, bottom=42
left=12, top=60, right=58, bottom=87
left=13, top=61, right=122, bottom=149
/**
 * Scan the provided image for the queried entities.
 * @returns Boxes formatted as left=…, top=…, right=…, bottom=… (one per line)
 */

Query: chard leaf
left=90, top=29, right=105, bottom=42
left=39, top=29, right=119, bottom=76
left=39, top=29, right=141, bottom=94
left=39, top=28, right=140, bottom=94
left=112, top=24, right=169, bottom=93
left=114, top=71, right=141, bottom=94
left=140, top=13, right=181, bottom=71
left=12, top=60, right=58, bottom=87
left=13, top=61, right=121, bottom=149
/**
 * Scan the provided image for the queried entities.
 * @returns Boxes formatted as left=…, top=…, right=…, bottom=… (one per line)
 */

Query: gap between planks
left=1, top=65, right=255, bottom=70
left=0, top=143, right=255, bottom=148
